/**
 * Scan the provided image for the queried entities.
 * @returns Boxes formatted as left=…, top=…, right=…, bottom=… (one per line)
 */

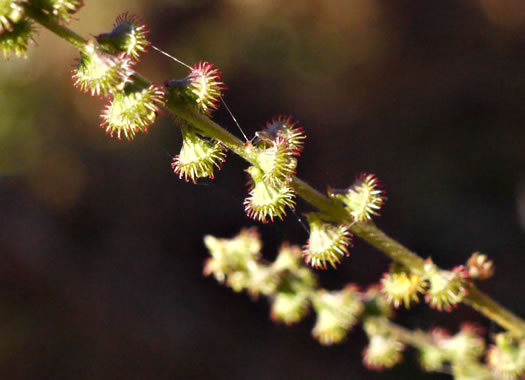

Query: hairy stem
left=28, top=12, right=525, bottom=338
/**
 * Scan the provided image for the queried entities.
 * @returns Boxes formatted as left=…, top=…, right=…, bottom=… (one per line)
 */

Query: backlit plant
left=4, top=2, right=525, bottom=378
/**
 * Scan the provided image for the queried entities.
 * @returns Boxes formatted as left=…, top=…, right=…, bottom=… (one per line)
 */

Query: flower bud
left=466, top=252, right=494, bottom=280
left=0, top=18, right=34, bottom=59
left=419, top=344, right=447, bottom=372
left=424, top=260, right=470, bottom=312
left=302, top=213, right=352, bottom=269
left=32, top=0, right=83, bottom=23
left=167, top=61, right=225, bottom=115
left=72, top=40, right=135, bottom=97
left=100, top=84, right=165, bottom=140
left=96, top=13, right=149, bottom=61
left=270, top=292, right=310, bottom=325
left=254, top=136, right=298, bottom=185
left=451, top=361, right=493, bottom=380
left=260, top=116, right=305, bottom=153
left=487, top=333, right=525, bottom=380
left=363, top=334, right=405, bottom=371
left=380, top=267, right=426, bottom=309
left=361, top=285, right=393, bottom=318
left=439, top=323, right=485, bottom=362
left=0, top=0, right=27, bottom=34
left=329, top=173, right=385, bottom=223
left=246, top=261, right=279, bottom=296
left=311, top=286, right=363, bottom=345
left=172, top=125, right=227, bottom=184
left=244, top=166, right=295, bottom=223
left=203, top=228, right=261, bottom=283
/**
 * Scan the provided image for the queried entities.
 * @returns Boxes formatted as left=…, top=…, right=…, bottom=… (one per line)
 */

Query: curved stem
left=24, top=6, right=86, bottom=50
left=27, top=12, right=525, bottom=338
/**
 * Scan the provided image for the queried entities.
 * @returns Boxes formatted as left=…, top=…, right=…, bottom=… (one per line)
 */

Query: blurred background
left=1, top=0, right=525, bottom=378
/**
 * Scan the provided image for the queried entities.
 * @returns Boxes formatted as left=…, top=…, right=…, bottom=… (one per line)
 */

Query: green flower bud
left=0, top=18, right=34, bottom=59
left=172, top=124, right=226, bottom=184
left=100, top=84, right=165, bottom=140
left=302, top=213, right=352, bottom=270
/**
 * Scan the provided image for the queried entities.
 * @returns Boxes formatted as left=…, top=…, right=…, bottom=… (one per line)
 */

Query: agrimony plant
left=4, top=2, right=525, bottom=378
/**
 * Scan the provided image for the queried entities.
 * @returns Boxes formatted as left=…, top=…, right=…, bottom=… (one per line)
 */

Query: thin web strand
left=220, top=96, right=248, bottom=142
left=152, top=45, right=193, bottom=70
left=153, top=46, right=249, bottom=142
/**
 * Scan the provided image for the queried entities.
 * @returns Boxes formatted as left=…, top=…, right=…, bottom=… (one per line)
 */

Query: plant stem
left=24, top=6, right=86, bottom=50
left=27, top=12, right=525, bottom=338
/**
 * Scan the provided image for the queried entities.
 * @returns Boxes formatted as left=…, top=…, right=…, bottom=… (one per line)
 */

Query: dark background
left=1, top=0, right=525, bottom=378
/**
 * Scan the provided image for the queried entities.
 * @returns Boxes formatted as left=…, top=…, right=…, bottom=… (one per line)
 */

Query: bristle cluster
left=330, top=173, right=385, bottom=223
left=100, top=84, right=165, bottom=140
left=96, top=12, right=150, bottom=61
left=172, top=124, right=227, bottom=183
left=72, top=40, right=135, bottom=97
left=302, top=213, right=352, bottom=270
left=243, top=166, right=295, bottom=223
left=424, top=261, right=471, bottom=312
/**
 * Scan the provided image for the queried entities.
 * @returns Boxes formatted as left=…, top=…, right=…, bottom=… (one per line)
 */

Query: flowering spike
left=96, top=12, right=150, bottom=61
left=380, top=267, right=427, bottom=309
left=311, top=286, right=364, bottom=345
left=302, top=213, right=352, bottom=270
left=424, top=260, right=471, bottom=312
left=172, top=125, right=226, bottom=184
left=487, top=333, right=525, bottom=380
left=0, top=18, right=35, bottom=59
left=254, top=136, right=298, bottom=185
left=363, top=334, right=405, bottom=371
left=0, top=0, right=27, bottom=34
left=100, top=84, right=165, bottom=140
left=244, top=166, right=295, bottom=223
left=72, top=40, right=135, bottom=97
left=466, top=251, right=494, bottom=280
left=329, top=173, right=385, bottom=223
left=259, top=116, right=305, bottom=153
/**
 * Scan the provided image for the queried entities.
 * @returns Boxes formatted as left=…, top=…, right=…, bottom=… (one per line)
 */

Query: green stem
left=27, top=12, right=525, bottom=338
left=465, top=286, right=525, bottom=336
left=24, top=6, right=86, bottom=50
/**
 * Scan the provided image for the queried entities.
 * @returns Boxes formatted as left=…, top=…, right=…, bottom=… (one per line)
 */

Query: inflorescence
left=8, top=6, right=524, bottom=378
